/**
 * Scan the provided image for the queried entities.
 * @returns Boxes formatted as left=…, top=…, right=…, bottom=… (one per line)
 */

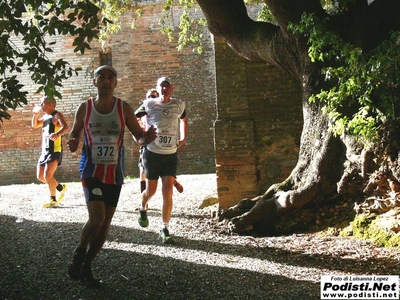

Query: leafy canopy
left=0, top=0, right=103, bottom=121
left=2, top=0, right=399, bottom=146
left=160, top=0, right=207, bottom=54
left=0, top=0, right=206, bottom=122
left=289, top=12, right=400, bottom=143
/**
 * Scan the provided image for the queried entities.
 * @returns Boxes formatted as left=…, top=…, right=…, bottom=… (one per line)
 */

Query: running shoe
left=68, top=247, right=86, bottom=280
left=82, top=263, right=101, bottom=288
left=138, top=209, right=149, bottom=227
left=174, top=180, right=183, bottom=193
left=42, top=198, right=58, bottom=208
left=58, top=184, right=68, bottom=202
left=159, top=228, right=173, bottom=244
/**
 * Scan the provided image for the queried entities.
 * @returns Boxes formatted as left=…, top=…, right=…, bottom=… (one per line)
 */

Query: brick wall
left=213, top=37, right=303, bottom=209
left=1, top=4, right=303, bottom=211
left=0, top=4, right=217, bottom=185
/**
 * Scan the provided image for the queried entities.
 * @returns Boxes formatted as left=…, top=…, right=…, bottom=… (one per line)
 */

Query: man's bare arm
left=67, top=103, right=85, bottom=152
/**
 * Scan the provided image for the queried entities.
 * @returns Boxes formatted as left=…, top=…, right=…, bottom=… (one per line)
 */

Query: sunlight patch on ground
left=103, top=240, right=334, bottom=283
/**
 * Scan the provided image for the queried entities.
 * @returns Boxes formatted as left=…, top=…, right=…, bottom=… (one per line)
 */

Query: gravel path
left=1, top=174, right=399, bottom=299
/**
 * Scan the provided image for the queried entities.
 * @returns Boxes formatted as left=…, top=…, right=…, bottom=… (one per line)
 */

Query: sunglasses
left=148, top=95, right=158, bottom=99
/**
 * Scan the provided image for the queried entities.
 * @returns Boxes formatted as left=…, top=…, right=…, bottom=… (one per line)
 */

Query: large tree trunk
left=221, top=118, right=400, bottom=235
left=196, top=0, right=400, bottom=235
left=221, top=95, right=349, bottom=234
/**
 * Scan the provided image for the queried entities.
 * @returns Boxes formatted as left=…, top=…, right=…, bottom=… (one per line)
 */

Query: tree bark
left=196, top=0, right=400, bottom=234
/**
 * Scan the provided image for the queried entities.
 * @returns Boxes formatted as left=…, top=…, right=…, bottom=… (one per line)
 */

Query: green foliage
left=320, top=0, right=358, bottom=12
left=387, top=234, right=400, bottom=248
left=343, top=216, right=400, bottom=248
left=290, top=13, right=400, bottom=143
left=97, top=0, right=208, bottom=53
left=1, top=0, right=209, bottom=122
left=347, top=216, right=372, bottom=238
left=257, top=5, right=275, bottom=23
left=1, top=0, right=103, bottom=122
left=160, top=0, right=206, bottom=54
left=96, top=0, right=143, bottom=48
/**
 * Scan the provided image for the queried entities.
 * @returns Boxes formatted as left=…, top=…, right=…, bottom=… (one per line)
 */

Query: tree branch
left=265, top=0, right=325, bottom=33
left=196, top=0, right=280, bottom=62
left=196, top=0, right=313, bottom=79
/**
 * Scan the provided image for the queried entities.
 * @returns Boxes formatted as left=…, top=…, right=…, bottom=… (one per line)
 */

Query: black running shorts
left=142, top=147, right=178, bottom=180
left=82, top=177, right=122, bottom=207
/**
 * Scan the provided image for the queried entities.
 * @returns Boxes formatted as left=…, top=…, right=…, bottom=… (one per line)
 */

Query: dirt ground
left=1, top=174, right=400, bottom=300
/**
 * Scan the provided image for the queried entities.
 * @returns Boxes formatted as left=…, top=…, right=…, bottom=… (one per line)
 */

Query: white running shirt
left=136, top=98, right=185, bottom=155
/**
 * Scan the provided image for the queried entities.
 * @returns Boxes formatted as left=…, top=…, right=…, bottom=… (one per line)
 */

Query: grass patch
left=340, top=214, right=400, bottom=248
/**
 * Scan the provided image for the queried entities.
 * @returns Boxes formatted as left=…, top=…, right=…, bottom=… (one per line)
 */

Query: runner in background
left=135, top=77, right=188, bottom=244
left=32, top=96, right=69, bottom=208
left=138, top=88, right=184, bottom=196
